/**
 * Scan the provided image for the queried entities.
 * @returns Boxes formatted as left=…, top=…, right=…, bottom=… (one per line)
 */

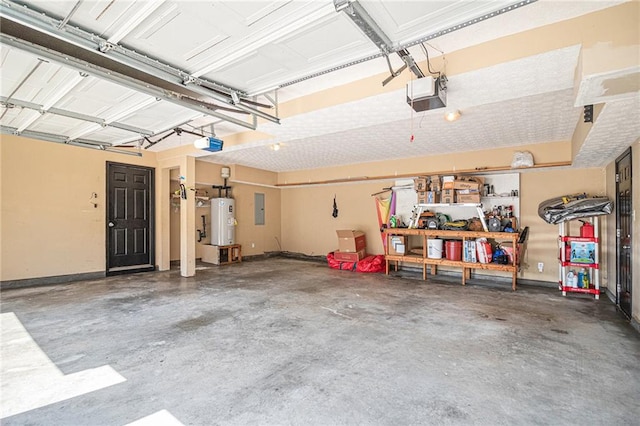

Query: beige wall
left=279, top=142, right=607, bottom=284
left=281, top=182, right=385, bottom=256
left=168, top=161, right=282, bottom=261
left=0, top=135, right=157, bottom=281
left=278, top=141, right=571, bottom=185
left=1, top=134, right=630, bottom=299
left=520, top=167, right=607, bottom=283
left=0, top=136, right=283, bottom=279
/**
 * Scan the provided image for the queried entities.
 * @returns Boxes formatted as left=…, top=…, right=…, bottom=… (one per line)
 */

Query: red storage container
left=445, top=240, right=462, bottom=261
left=580, top=221, right=594, bottom=238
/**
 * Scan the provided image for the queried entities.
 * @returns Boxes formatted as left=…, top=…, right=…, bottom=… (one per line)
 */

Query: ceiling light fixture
left=270, top=143, right=281, bottom=151
left=445, top=110, right=461, bottom=122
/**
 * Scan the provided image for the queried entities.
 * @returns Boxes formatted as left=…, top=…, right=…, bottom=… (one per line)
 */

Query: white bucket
left=427, top=239, right=443, bottom=259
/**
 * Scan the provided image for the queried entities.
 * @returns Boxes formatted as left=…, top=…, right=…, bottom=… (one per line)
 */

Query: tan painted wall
left=0, top=135, right=157, bottom=281
left=281, top=182, right=385, bottom=256
left=233, top=182, right=282, bottom=256
left=279, top=142, right=607, bottom=284
left=168, top=178, right=218, bottom=262
left=278, top=141, right=571, bottom=185
left=168, top=161, right=281, bottom=260
left=520, top=167, right=607, bottom=283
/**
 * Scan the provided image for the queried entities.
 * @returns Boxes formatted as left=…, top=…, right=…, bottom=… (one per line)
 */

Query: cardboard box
left=336, top=230, right=366, bottom=253
left=570, top=241, right=596, bottom=263
left=442, top=175, right=455, bottom=190
left=429, top=175, right=441, bottom=191
left=414, top=177, right=428, bottom=192
left=456, top=188, right=477, bottom=194
left=417, top=191, right=438, bottom=204
left=441, top=189, right=455, bottom=203
left=334, top=249, right=366, bottom=262
left=453, top=180, right=481, bottom=191
left=388, top=235, right=406, bottom=255
left=456, top=192, right=481, bottom=203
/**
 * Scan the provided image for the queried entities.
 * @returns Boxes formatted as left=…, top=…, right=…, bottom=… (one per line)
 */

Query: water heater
left=211, top=198, right=235, bottom=245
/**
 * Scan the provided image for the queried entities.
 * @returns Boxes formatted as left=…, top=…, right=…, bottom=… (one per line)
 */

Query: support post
left=180, top=156, right=196, bottom=277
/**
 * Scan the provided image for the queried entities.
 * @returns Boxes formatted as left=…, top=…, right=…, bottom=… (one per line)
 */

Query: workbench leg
left=422, top=263, right=426, bottom=281
left=462, top=268, right=466, bottom=286
left=385, top=260, right=389, bottom=275
left=512, top=272, right=517, bottom=291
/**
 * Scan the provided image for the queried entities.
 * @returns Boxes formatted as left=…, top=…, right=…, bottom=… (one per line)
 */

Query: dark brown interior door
left=615, top=148, right=632, bottom=318
left=107, top=162, right=155, bottom=274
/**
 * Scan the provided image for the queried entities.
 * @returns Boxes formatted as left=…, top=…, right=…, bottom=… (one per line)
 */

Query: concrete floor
left=1, top=258, right=639, bottom=425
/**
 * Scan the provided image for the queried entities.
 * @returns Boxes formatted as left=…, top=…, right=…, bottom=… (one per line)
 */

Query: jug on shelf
left=579, top=220, right=594, bottom=238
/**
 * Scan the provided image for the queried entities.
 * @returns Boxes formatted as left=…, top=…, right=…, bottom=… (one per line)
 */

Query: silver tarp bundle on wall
left=538, top=195, right=613, bottom=224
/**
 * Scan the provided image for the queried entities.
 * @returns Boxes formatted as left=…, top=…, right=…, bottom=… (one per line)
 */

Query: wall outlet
left=537, top=262, right=544, bottom=272
left=251, top=242, right=255, bottom=248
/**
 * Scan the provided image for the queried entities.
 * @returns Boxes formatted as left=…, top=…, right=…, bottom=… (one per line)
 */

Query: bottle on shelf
left=581, top=268, right=590, bottom=289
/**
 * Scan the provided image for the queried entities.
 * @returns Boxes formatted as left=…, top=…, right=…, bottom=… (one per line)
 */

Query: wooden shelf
left=383, top=228, right=520, bottom=290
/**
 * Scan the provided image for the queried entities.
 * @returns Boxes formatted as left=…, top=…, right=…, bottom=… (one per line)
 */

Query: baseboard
left=1, top=271, right=106, bottom=290
left=278, top=251, right=327, bottom=263
left=241, top=251, right=283, bottom=262
left=604, top=287, right=616, bottom=304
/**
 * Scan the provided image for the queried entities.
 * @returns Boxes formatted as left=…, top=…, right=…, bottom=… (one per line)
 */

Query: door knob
left=108, top=221, right=115, bottom=227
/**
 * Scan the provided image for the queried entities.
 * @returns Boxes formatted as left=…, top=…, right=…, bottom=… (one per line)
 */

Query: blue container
left=577, top=271, right=584, bottom=288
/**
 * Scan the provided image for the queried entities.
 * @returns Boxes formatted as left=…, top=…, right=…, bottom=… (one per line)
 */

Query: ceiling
left=1, top=0, right=638, bottom=172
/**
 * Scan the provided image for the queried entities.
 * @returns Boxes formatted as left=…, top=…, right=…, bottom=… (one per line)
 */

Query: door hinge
left=615, top=173, right=620, bottom=183
left=616, top=228, right=621, bottom=238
